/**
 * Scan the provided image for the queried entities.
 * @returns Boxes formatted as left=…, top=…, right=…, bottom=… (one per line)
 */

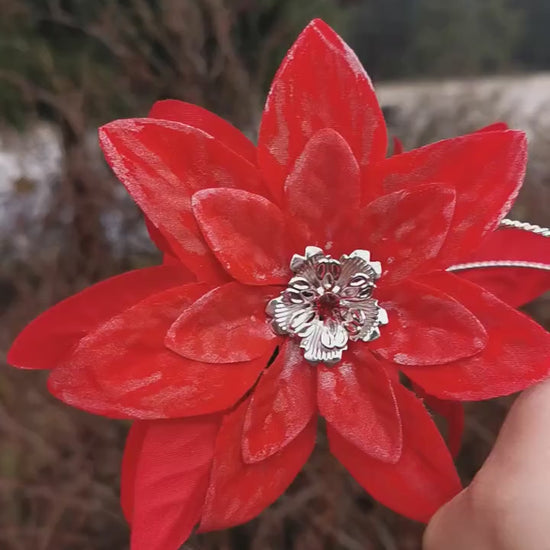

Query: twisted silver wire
left=447, top=260, right=550, bottom=272
left=499, top=218, right=550, bottom=237
left=446, top=219, right=550, bottom=272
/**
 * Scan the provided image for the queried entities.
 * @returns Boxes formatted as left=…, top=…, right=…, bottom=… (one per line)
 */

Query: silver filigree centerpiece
left=266, top=246, right=388, bottom=365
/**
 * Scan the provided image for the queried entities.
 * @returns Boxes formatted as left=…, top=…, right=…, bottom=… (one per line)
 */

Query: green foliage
left=0, top=0, right=131, bottom=127
left=410, top=0, right=523, bottom=76
left=233, top=0, right=345, bottom=90
left=345, top=0, right=417, bottom=80
left=515, top=0, right=550, bottom=69
left=2, top=0, right=550, bottom=129
left=346, top=0, right=549, bottom=80
left=0, top=0, right=343, bottom=129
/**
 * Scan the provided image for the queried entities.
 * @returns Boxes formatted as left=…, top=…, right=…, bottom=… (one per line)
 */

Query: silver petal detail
left=266, top=248, right=388, bottom=365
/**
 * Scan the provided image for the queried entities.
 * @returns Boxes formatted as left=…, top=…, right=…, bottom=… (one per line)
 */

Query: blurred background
left=0, top=1, right=549, bottom=549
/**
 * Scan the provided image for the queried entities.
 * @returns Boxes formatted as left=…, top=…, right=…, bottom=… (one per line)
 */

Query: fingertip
left=423, top=491, right=475, bottom=550
left=424, top=377, right=550, bottom=550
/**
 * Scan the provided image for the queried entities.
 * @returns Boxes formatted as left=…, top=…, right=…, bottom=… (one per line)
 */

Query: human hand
left=424, top=379, right=550, bottom=550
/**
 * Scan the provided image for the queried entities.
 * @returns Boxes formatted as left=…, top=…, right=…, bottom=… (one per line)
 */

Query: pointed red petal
left=392, top=136, right=404, bottom=155
left=144, top=215, right=177, bottom=260
left=328, top=383, right=461, bottom=523
left=193, top=189, right=290, bottom=285
left=149, top=100, right=257, bottom=164
left=371, top=131, right=527, bottom=263
left=284, top=129, right=361, bottom=254
left=413, top=384, right=464, bottom=457
left=258, top=19, right=386, bottom=202
left=167, top=282, right=280, bottom=363
left=121, top=422, right=148, bottom=523
left=404, top=272, right=550, bottom=400
left=7, top=265, right=193, bottom=370
left=199, top=399, right=316, bottom=532
left=457, top=228, right=550, bottom=307
left=371, top=279, right=487, bottom=365
left=99, top=118, right=266, bottom=282
left=358, top=183, right=456, bottom=284
left=318, top=349, right=402, bottom=463
left=130, top=416, right=220, bottom=550
left=48, top=284, right=268, bottom=418
left=390, top=123, right=508, bottom=158
left=476, top=122, right=509, bottom=133
left=242, top=341, right=316, bottom=463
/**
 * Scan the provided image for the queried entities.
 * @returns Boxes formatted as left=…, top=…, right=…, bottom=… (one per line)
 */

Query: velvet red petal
left=193, top=189, right=290, bottom=285
left=318, top=349, right=402, bottom=463
left=7, top=265, right=193, bottom=370
left=99, top=118, right=266, bottom=282
left=258, top=19, right=386, bottom=203
left=121, top=422, right=148, bottom=523
left=242, top=341, right=316, bottom=464
left=131, top=416, right=220, bottom=550
left=392, top=136, right=404, bottom=155
left=199, top=399, right=316, bottom=532
left=371, top=279, right=487, bottom=365
left=149, top=100, right=257, bottom=164
left=167, top=282, right=280, bottom=363
left=327, top=383, right=461, bottom=523
left=457, top=228, right=550, bottom=307
left=403, top=272, right=550, bottom=400
left=358, top=183, right=456, bottom=284
left=371, top=131, right=527, bottom=263
left=389, top=123, right=508, bottom=157
left=413, top=384, right=464, bottom=457
left=144, top=215, right=178, bottom=261
left=457, top=268, right=550, bottom=309
left=429, top=398, right=464, bottom=458
left=476, top=122, right=509, bottom=133
left=48, top=284, right=268, bottom=418
left=284, top=129, right=361, bottom=255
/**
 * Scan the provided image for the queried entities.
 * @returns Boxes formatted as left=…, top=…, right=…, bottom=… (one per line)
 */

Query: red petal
left=242, top=341, right=316, bottom=463
left=131, top=416, right=220, bottom=550
left=193, top=188, right=290, bottom=285
left=258, top=19, right=386, bottom=202
left=149, top=100, right=257, bottom=164
left=284, top=129, right=361, bottom=254
left=390, top=123, right=508, bottom=157
left=413, top=384, right=464, bottom=457
left=99, top=118, right=266, bottom=282
left=371, top=279, right=487, bottom=365
left=167, top=282, right=280, bottom=363
left=144, top=215, right=177, bottom=261
left=358, top=183, right=456, bottom=284
left=392, top=136, right=404, bottom=155
left=121, top=422, right=148, bottom=523
left=199, top=399, right=316, bottom=532
left=371, top=131, right=527, bottom=263
left=328, top=383, right=461, bottom=523
left=404, top=272, right=550, bottom=400
left=318, top=349, right=402, bottom=463
left=48, top=284, right=268, bottom=418
left=7, top=265, right=193, bottom=370
left=456, top=228, right=550, bottom=307
left=476, top=122, right=509, bottom=133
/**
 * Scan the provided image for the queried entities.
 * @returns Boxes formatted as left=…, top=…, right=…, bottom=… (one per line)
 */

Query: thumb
left=423, top=378, right=550, bottom=550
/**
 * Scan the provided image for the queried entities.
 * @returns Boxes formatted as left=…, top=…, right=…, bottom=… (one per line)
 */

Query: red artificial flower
left=8, top=19, right=550, bottom=550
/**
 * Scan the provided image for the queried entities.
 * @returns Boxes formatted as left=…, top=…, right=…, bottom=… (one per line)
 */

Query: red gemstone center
left=316, top=292, right=341, bottom=320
